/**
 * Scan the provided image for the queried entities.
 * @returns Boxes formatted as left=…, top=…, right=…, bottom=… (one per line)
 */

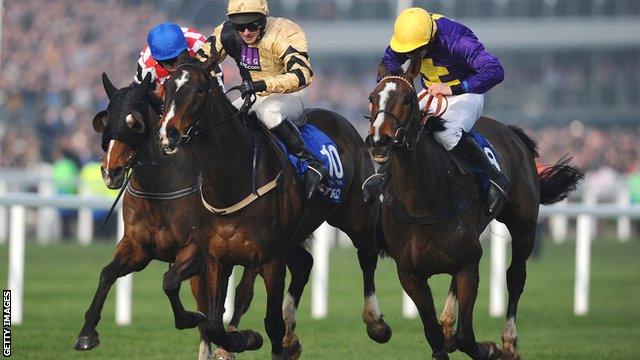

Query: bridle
left=373, top=76, right=422, bottom=150
left=170, top=63, right=255, bottom=145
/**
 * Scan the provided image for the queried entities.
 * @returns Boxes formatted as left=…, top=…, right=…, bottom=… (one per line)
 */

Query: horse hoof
left=175, top=311, right=207, bottom=330
left=366, top=317, right=392, bottom=343
left=432, top=349, right=450, bottom=360
left=481, top=341, right=502, bottom=360
left=239, top=329, right=263, bottom=351
left=212, top=347, right=236, bottom=360
left=283, top=334, right=302, bottom=360
left=74, top=334, right=100, bottom=351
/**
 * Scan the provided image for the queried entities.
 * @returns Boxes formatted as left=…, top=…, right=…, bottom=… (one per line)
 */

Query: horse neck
left=130, top=106, right=200, bottom=192
left=193, top=90, right=280, bottom=206
left=388, top=137, right=451, bottom=212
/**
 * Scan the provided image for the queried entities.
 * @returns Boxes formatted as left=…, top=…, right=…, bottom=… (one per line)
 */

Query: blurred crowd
left=1, top=0, right=640, bottom=178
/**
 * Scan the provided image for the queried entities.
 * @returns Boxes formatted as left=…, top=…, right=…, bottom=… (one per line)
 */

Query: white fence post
left=8, top=205, right=26, bottom=325
left=311, top=222, right=332, bottom=319
left=36, top=175, right=59, bottom=244
left=77, top=181, right=93, bottom=245
left=550, top=199, right=568, bottom=244
left=574, top=214, right=592, bottom=316
left=224, top=267, right=236, bottom=323
left=617, top=187, right=631, bottom=242
left=0, top=180, right=7, bottom=244
left=489, top=221, right=509, bottom=317
left=115, top=207, right=132, bottom=325
left=402, top=291, right=418, bottom=319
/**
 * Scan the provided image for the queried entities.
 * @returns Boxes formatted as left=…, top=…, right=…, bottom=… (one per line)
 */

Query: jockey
left=196, top=0, right=327, bottom=200
left=381, top=7, right=507, bottom=215
left=134, top=22, right=224, bottom=94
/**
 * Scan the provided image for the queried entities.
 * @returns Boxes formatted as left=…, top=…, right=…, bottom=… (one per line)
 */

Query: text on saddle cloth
left=469, top=130, right=502, bottom=191
left=275, top=124, right=346, bottom=203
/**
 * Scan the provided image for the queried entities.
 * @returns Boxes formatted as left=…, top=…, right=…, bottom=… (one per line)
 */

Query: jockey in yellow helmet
left=380, top=7, right=507, bottom=215
left=196, top=0, right=327, bottom=200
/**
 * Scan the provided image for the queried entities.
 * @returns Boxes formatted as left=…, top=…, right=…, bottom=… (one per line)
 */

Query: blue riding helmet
left=147, top=23, right=187, bottom=61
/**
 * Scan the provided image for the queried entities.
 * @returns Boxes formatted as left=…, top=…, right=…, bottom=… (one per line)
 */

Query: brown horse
left=157, top=60, right=392, bottom=359
left=74, top=73, right=258, bottom=359
left=366, top=56, right=583, bottom=360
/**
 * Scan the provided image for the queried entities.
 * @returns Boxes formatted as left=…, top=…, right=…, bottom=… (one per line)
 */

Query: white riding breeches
left=418, top=90, right=484, bottom=151
left=232, top=89, right=309, bottom=129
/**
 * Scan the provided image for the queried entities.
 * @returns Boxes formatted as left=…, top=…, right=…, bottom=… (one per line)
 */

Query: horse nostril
left=111, top=166, right=125, bottom=180
left=168, top=128, right=181, bottom=144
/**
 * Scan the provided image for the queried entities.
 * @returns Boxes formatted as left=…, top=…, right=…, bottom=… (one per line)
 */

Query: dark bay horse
left=366, top=56, right=583, bottom=360
left=157, top=60, right=391, bottom=359
left=74, top=73, right=257, bottom=359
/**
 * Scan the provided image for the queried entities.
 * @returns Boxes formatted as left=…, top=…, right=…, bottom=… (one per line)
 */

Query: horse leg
left=454, top=263, right=501, bottom=360
left=228, top=267, right=259, bottom=330
left=280, top=244, right=313, bottom=359
left=75, top=237, right=150, bottom=350
left=261, top=259, right=289, bottom=360
left=396, top=268, right=448, bottom=360
left=440, top=278, right=458, bottom=353
left=163, top=240, right=206, bottom=330
left=500, top=222, right=535, bottom=360
left=203, top=259, right=263, bottom=354
left=329, top=207, right=392, bottom=343
left=189, top=275, right=214, bottom=360
left=212, top=267, right=258, bottom=360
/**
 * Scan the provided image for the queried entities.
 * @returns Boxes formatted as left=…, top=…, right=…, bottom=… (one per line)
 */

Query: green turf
left=1, top=236, right=639, bottom=359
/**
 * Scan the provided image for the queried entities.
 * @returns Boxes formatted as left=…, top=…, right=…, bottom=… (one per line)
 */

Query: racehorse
left=74, top=73, right=258, bottom=359
left=366, top=54, right=583, bottom=360
left=157, top=59, right=392, bottom=359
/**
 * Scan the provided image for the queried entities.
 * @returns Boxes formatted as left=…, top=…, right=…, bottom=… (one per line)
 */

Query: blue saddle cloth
left=275, top=124, right=346, bottom=204
left=468, top=130, right=502, bottom=192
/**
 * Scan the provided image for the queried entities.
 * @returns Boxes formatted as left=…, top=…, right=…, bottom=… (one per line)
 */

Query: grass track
left=1, top=237, right=639, bottom=359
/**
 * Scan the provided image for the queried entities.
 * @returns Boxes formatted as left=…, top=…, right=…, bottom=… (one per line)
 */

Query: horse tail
left=538, top=155, right=584, bottom=205
left=508, top=125, right=539, bottom=158
left=507, top=125, right=583, bottom=204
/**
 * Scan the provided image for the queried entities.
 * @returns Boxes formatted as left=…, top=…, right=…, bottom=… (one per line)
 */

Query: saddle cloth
left=468, top=130, right=502, bottom=192
left=275, top=124, right=346, bottom=204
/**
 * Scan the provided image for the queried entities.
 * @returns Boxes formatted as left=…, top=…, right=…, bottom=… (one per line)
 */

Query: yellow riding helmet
left=389, top=7, right=437, bottom=53
left=227, top=0, right=269, bottom=19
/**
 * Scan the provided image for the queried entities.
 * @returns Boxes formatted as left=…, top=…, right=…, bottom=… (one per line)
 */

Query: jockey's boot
left=362, top=162, right=390, bottom=205
left=272, top=119, right=328, bottom=200
left=451, top=132, right=509, bottom=216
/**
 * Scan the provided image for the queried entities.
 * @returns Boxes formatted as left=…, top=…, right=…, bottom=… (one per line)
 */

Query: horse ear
left=404, top=48, right=427, bottom=80
left=102, top=73, right=117, bottom=100
left=92, top=110, right=108, bottom=133
left=377, top=60, right=390, bottom=80
left=202, top=53, right=221, bottom=74
left=134, top=73, right=152, bottom=100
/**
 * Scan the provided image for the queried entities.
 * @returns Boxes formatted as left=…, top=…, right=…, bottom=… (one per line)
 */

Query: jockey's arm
left=261, top=22, right=313, bottom=94
left=448, top=34, right=504, bottom=95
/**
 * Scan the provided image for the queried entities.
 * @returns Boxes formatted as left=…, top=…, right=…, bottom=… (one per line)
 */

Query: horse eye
left=368, top=93, right=375, bottom=103
left=402, top=95, right=413, bottom=105
left=196, top=88, right=206, bottom=94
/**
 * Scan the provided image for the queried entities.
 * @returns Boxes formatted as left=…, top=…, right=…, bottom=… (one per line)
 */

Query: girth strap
left=201, top=171, right=282, bottom=215
left=126, top=176, right=202, bottom=200
left=381, top=189, right=476, bottom=225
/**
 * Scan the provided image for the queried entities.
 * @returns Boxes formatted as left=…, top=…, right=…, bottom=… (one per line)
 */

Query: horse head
left=92, top=72, right=158, bottom=188
left=365, top=50, right=426, bottom=164
left=157, top=58, right=220, bottom=155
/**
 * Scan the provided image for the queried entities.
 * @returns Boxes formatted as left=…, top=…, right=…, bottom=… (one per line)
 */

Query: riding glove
left=239, top=80, right=267, bottom=98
